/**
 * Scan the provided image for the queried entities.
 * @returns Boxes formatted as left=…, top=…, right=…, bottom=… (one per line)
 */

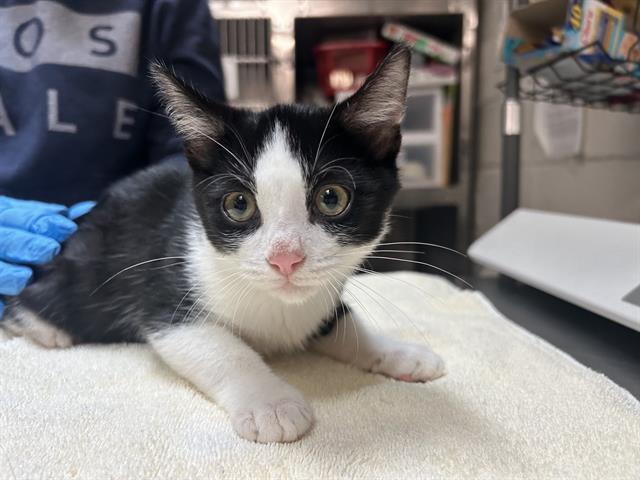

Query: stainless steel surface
left=209, top=0, right=478, bottom=252
left=217, top=17, right=273, bottom=107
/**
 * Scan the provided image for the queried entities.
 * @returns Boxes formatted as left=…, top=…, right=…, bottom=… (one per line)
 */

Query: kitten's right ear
left=149, top=62, right=225, bottom=167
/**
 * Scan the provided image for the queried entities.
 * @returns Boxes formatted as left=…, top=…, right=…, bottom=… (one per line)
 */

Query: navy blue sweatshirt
left=0, top=0, right=225, bottom=205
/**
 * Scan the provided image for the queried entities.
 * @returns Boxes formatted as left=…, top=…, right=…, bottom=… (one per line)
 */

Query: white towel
left=1, top=272, right=638, bottom=479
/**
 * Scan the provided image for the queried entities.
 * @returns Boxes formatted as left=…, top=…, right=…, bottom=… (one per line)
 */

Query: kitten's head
left=152, top=46, right=410, bottom=303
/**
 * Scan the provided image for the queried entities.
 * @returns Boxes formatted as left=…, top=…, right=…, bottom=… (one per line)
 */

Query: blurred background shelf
left=210, top=0, right=479, bottom=276
left=394, top=185, right=465, bottom=208
left=500, top=42, right=640, bottom=113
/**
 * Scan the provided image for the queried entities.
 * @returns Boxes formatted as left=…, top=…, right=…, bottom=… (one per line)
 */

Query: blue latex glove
left=0, top=196, right=95, bottom=318
left=68, top=201, right=96, bottom=221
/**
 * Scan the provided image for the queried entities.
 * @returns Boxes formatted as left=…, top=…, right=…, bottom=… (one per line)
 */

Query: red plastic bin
left=313, top=40, right=389, bottom=99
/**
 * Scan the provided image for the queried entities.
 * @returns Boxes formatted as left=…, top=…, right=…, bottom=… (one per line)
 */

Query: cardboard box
left=563, top=0, right=625, bottom=55
left=503, top=0, right=572, bottom=70
left=610, top=0, right=640, bottom=31
left=617, top=31, right=640, bottom=61
left=382, top=23, right=460, bottom=65
left=503, top=0, right=629, bottom=72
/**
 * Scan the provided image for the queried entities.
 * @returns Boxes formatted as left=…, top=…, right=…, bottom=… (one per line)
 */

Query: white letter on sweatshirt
left=47, top=89, right=77, bottom=133
left=113, top=99, right=137, bottom=140
left=0, top=93, right=16, bottom=136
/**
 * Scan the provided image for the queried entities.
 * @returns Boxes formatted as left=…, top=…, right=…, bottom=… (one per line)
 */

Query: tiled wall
left=475, top=0, right=640, bottom=237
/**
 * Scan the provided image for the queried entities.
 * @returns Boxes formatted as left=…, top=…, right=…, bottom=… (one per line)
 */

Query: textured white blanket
left=1, top=272, right=638, bottom=479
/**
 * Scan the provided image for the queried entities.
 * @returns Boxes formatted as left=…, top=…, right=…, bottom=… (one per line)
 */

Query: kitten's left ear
left=149, top=62, right=225, bottom=167
left=338, top=44, right=411, bottom=160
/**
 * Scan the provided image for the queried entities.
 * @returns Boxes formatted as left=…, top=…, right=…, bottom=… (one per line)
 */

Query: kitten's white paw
left=231, top=386, right=314, bottom=443
left=369, top=342, right=446, bottom=382
left=3, top=308, right=72, bottom=349
left=33, top=328, right=73, bottom=349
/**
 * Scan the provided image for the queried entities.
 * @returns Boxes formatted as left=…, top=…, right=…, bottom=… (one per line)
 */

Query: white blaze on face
left=253, top=124, right=308, bottom=258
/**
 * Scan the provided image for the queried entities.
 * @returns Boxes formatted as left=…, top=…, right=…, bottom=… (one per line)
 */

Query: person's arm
left=145, top=0, right=226, bottom=165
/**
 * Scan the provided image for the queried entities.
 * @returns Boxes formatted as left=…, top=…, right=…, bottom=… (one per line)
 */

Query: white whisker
left=227, top=274, right=253, bottom=336
left=316, top=165, right=356, bottom=190
left=350, top=265, right=443, bottom=308
left=170, top=286, right=197, bottom=325
left=363, top=256, right=473, bottom=289
left=196, top=271, right=248, bottom=328
left=323, top=271, right=348, bottom=345
left=90, top=256, right=186, bottom=296
left=133, top=105, right=252, bottom=180
left=373, top=241, right=466, bottom=257
left=335, top=249, right=424, bottom=257
left=147, top=261, right=186, bottom=271
left=316, top=156, right=360, bottom=173
left=342, top=271, right=430, bottom=346
left=181, top=124, right=251, bottom=177
left=312, top=102, right=339, bottom=175
left=224, top=121, right=252, bottom=165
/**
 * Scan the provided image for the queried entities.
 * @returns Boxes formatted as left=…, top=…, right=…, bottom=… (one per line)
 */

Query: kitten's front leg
left=148, top=324, right=313, bottom=443
left=312, top=310, right=446, bottom=382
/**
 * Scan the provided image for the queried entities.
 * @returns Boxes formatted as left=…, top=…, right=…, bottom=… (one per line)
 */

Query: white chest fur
left=186, top=226, right=342, bottom=354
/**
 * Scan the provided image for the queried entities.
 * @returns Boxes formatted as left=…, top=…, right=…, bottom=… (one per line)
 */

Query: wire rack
left=501, top=1, right=640, bottom=113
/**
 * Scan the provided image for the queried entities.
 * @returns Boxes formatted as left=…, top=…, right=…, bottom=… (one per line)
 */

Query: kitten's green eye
left=315, top=185, right=351, bottom=217
left=223, top=192, right=257, bottom=222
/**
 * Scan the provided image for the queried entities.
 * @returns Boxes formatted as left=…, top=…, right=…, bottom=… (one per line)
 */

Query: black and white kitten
left=3, top=46, right=445, bottom=443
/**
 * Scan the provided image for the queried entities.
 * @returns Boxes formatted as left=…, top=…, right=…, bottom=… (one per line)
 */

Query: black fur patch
left=5, top=163, right=197, bottom=343
left=311, top=302, right=351, bottom=339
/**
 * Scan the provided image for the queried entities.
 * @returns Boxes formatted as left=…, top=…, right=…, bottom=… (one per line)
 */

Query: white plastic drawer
left=402, top=92, right=437, bottom=131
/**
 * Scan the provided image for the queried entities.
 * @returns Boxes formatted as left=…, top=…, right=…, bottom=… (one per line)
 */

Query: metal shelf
left=500, top=42, right=640, bottom=113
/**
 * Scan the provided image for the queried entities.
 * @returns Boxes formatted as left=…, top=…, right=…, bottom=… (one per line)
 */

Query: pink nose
left=267, top=251, right=305, bottom=276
